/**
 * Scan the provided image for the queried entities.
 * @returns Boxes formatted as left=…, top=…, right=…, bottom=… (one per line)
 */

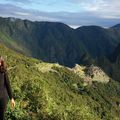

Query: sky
left=0, top=0, right=120, bottom=28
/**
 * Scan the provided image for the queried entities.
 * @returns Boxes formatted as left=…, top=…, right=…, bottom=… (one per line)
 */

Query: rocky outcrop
left=72, top=64, right=110, bottom=85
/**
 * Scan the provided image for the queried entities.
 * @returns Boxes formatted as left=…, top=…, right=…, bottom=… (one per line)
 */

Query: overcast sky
left=0, top=0, right=120, bottom=28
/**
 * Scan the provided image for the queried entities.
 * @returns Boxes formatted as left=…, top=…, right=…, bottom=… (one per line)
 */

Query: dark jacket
left=0, top=71, right=13, bottom=99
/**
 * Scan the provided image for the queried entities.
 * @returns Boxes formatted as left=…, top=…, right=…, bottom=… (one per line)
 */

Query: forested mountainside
left=0, top=17, right=120, bottom=67
left=97, top=43, right=120, bottom=82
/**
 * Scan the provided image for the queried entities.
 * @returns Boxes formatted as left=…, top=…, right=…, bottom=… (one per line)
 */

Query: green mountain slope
left=76, top=26, right=120, bottom=57
left=110, top=43, right=120, bottom=62
left=0, top=44, right=120, bottom=120
left=97, top=43, right=120, bottom=82
left=1, top=17, right=120, bottom=67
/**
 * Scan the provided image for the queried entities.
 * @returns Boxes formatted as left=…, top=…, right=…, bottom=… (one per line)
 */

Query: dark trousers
left=0, top=97, right=8, bottom=120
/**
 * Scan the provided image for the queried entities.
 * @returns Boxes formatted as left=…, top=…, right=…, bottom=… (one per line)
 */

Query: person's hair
left=0, top=56, right=7, bottom=73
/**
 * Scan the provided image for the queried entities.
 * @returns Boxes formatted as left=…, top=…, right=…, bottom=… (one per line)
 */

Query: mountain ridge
left=0, top=17, right=120, bottom=67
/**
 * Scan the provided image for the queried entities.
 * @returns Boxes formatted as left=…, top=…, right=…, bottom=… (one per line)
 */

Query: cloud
left=69, top=0, right=106, bottom=10
left=69, top=0, right=120, bottom=13
left=14, top=12, right=30, bottom=16
left=67, top=0, right=120, bottom=22
left=5, top=0, right=32, bottom=3
left=0, top=3, right=61, bottom=21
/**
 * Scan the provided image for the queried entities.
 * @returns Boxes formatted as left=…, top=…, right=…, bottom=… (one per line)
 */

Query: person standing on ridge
left=0, top=56, right=15, bottom=120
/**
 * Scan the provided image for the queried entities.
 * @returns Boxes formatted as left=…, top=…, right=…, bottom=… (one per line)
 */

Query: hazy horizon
left=0, top=0, right=120, bottom=28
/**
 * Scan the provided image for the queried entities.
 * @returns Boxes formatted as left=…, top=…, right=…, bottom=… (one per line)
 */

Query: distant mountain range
left=0, top=17, right=120, bottom=67
left=0, top=16, right=120, bottom=81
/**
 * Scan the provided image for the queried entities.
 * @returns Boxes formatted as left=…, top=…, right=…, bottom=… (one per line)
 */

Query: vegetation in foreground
left=0, top=44, right=120, bottom=120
